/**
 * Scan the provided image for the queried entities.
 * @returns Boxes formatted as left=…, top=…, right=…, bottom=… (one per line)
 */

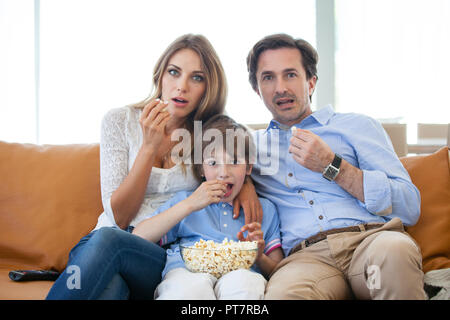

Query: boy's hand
left=185, top=180, right=227, bottom=212
left=237, top=222, right=265, bottom=260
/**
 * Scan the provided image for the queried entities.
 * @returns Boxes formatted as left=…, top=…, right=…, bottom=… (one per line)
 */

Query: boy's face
left=202, top=150, right=252, bottom=203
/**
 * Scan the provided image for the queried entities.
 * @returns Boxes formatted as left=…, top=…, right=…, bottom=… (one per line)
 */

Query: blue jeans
left=46, top=227, right=166, bottom=300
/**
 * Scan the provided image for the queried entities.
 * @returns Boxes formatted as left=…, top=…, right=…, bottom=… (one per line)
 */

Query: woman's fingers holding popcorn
left=140, top=99, right=160, bottom=121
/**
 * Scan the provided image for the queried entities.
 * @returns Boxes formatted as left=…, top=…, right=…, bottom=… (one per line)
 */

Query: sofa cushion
left=401, top=147, right=450, bottom=273
left=0, top=142, right=103, bottom=273
left=0, top=267, right=53, bottom=300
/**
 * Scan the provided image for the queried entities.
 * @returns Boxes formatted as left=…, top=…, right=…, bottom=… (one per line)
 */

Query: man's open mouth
left=276, top=98, right=295, bottom=106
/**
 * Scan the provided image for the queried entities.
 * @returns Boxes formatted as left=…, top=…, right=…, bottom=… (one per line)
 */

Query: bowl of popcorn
left=180, top=238, right=258, bottom=278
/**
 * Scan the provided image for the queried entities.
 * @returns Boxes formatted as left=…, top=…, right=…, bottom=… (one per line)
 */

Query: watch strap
left=331, top=153, right=342, bottom=169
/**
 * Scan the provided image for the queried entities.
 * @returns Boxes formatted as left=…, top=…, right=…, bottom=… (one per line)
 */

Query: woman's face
left=161, top=48, right=206, bottom=120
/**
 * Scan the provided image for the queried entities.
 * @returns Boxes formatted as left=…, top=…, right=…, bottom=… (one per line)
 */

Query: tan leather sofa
left=0, top=141, right=449, bottom=299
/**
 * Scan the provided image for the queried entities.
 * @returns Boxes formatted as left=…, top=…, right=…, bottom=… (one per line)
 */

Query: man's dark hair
left=246, top=33, right=319, bottom=98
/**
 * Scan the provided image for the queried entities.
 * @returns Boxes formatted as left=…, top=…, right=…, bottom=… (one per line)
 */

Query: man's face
left=255, top=48, right=317, bottom=127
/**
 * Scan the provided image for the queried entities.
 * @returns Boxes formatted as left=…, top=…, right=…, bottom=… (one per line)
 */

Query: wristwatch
left=322, top=153, right=342, bottom=181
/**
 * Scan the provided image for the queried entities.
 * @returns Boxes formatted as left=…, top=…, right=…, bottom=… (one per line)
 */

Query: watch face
left=329, top=167, right=338, bottom=176
left=325, top=166, right=339, bottom=179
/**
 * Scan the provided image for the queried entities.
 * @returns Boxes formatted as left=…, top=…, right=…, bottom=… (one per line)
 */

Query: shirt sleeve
left=99, top=108, right=130, bottom=228
left=353, top=117, right=421, bottom=225
left=260, top=198, right=282, bottom=255
left=139, top=191, right=188, bottom=246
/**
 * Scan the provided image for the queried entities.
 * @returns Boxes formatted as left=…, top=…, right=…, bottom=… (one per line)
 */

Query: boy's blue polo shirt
left=143, top=190, right=281, bottom=278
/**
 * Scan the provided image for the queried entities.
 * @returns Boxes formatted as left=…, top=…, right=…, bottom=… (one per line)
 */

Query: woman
left=46, top=34, right=262, bottom=300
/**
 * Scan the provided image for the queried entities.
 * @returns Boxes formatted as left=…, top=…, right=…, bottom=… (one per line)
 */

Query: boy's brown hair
left=192, top=114, right=256, bottom=181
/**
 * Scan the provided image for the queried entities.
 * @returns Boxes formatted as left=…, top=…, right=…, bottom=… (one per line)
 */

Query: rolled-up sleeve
left=356, top=118, right=421, bottom=226
left=362, top=169, right=392, bottom=215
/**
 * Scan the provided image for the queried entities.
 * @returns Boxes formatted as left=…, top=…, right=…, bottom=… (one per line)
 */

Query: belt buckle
left=303, top=239, right=310, bottom=249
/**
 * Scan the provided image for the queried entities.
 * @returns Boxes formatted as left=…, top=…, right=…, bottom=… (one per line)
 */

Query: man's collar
left=310, top=104, right=335, bottom=126
left=265, top=105, right=335, bottom=133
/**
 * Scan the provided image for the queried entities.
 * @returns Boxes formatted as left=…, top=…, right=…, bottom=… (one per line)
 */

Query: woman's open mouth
left=172, top=97, right=189, bottom=107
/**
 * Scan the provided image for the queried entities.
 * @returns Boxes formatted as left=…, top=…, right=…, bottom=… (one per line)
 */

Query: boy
left=133, top=115, right=283, bottom=299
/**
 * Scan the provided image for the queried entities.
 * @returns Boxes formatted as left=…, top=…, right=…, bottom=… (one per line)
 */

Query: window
left=0, top=0, right=35, bottom=143
left=335, top=0, right=450, bottom=142
left=1, top=0, right=316, bottom=144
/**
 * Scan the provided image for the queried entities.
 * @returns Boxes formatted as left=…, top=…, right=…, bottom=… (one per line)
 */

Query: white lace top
left=94, top=106, right=199, bottom=230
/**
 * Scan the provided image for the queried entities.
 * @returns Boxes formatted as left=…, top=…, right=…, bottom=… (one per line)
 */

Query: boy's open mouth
left=223, top=183, right=234, bottom=198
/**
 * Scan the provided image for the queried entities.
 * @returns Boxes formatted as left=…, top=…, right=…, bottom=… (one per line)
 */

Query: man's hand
left=290, top=128, right=365, bottom=202
left=233, top=177, right=263, bottom=224
left=289, top=128, right=334, bottom=173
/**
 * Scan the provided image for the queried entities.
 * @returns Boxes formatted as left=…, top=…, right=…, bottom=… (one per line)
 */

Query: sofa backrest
left=0, top=141, right=103, bottom=272
left=0, top=141, right=448, bottom=274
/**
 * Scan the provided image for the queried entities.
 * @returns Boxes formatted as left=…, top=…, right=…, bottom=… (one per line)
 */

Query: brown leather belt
left=289, top=223, right=385, bottom=256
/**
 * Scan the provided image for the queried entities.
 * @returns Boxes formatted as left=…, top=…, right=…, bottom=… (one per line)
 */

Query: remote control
left=9, top=270, right=60, bottom=282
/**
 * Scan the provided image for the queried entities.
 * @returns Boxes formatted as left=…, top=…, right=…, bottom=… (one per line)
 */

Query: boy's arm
left=238, top=222, right=284, bottom=279
left=255, top=248, right=284, bottom=279
left=132, top=199, right=194, bottom=243
left=133, top=180, right=227, bottom=242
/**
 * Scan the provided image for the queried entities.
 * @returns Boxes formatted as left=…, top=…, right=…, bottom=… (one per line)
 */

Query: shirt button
left=309, top=200, right=314, bottom=205
left=288, top=173, right=293, bottom=177
left=222, top=203, right=226, bottom=208
left=319, top=215, right=323, bottom=220
left=223, top=211, right=228, bottom=216
left=223, top=224, right=228, bottom=228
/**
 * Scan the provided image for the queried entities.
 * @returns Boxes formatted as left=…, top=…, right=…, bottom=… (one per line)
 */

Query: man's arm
left=289, top=125, right=420, bottom=225
left=334, top=158, right=364, bottom=202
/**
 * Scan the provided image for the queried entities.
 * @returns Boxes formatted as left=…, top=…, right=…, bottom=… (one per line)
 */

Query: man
left=247, top=33, right=426, bottom=299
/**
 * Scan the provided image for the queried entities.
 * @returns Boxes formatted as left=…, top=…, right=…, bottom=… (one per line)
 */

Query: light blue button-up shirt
left=251, top=105, right=421, bottom=256
left=144, top=190, right=281, bottom=278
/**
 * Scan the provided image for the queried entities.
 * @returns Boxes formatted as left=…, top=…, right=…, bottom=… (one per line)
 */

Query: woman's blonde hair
left=131, top=34, right=227, bottom=128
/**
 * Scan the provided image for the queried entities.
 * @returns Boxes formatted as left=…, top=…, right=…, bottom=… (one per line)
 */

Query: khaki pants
left=265, top=218, right=427, bottom=300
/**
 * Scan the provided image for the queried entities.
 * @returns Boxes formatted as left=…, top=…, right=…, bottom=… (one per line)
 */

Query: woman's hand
left=139, top=99, right=171, bottom=150
left=237, top=222, right=265, bottom=260
left=233, top=177, right=263, bottom=224
left=184, top=180, right=227, bottom=212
